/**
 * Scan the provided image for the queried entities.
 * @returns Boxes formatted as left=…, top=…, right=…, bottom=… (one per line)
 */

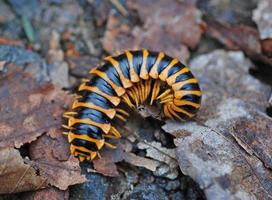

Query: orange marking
left=72, top=101, right=116, bottom=119
left=174, top=90, right=202, bottom=99
left=163, top=104, right=172, bottom=118
left=68, top=118, right=111, bottom=134
left=172, top=78, right=198, bottom=91
left=157, top=89, right=172, bottom=100
left=71, top=144, right=97, bottom=160
left=104, top=56, right=133, bottom=88
left=125, top=50, right=140, bottom=83
left=166, top=67, right=189, bottom=86
left=173, top=99, right=200, bottom=108
left=159, top=58, right=179, bottom=81
left=121, top=93, right=134, bottom=108
left=79, top=84, right=120, bottom=106
left=150, top=80, right=161, bottom=105
left=109, top=126, right=121, bottom=138
left=140, top=49, right=149, bottom=80
left=168, top=104, right=185, bottom=121
left=170, top=104, right=194, bottom=118
left=90, top=68, right=126, bottom=96
left=149, top=52, right=165, bottom=79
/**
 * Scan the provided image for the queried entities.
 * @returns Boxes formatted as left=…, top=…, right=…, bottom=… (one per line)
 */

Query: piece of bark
left=162, top=50, right=272, bottom=199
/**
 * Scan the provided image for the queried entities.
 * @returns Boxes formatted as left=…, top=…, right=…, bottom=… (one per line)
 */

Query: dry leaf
left=102, top=0, right=205, bottom=62
left=163, top=50, right=272, bottom=199
left=0, top=64, right=85, bottom=192
left=0, top=147, right=47, bottom=194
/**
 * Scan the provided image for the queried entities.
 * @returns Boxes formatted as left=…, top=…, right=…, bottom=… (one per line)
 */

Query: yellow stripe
left=125, top=50, right=140, bottom=83
left=72, top=101, right=116, bottom=119
left=173, top=99, right=200, bottom=108
left=140, top=49, right=149, bottom=80
left=172, top=78, right=198, bottom=91
left=159, top=58, right=179, bottom=81
left=68, top=132, right=105, bottom=149
left=174, top=90, right=202, bottom=99
left=170, top=104, right=194, bottom=118
left=166, top=67, right=189, bottom=86
left=78, top=84, right=121, bottom=106
left=90, top=68, right=126, bottom=96
left=68, top=118, right=111, bottom=134
left=149, top=52, right=165, bottom=79
left=104, top=56, right=133, bottom=88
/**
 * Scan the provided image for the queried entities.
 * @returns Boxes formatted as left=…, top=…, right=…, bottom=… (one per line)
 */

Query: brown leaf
left=0, top=65, right=71, bottom=149
left=0, top=147, right=47, bottom=194
left=205, top=16, right=272, bottom=67
left=102, top=0, right=205, bottom=62
left=28, top=131, right=86, bottom=190
left=93, top=140, right=127, bottom=177
left=162, top=50, right=272, bottom=199
left=22, top=187, right=69, bottom=200
left=0, top=64, right=85, bottom=192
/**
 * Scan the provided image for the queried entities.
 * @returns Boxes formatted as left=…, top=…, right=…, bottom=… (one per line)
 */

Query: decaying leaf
left=163, top=50, right=272, bottom=199
left=0, top=147, right=47, bottom=194
left=0, top=64, right=85, bottom=193
left=102, top=0, right=205, bottom=62
left=22, top=187, right=69, bottom=200
left=205, top=16, right=272, bottom=67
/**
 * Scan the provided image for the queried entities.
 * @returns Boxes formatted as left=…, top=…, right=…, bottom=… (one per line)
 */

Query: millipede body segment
left=63, top=49, right=202, bottom=162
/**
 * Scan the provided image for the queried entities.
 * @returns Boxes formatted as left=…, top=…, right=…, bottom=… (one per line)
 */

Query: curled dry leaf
left=0, top=64, right=85, bottom=193
left=162, top=50, right=272, bottom=199
left=102, top=0, right=205, bottom=62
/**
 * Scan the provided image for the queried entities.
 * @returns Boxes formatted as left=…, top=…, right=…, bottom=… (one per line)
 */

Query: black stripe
left=75, top=149, right=90, bottom=156
left=167, top=62, right=185, bottom=77
left=87, top=76, right=116, bottom=96
left=181, top=94, right=201, bottom=104
left=115, top=54, right=130, bottom=80
left=100, top=63, right=122, bottom=86
left=179, top=105, right=198, bottom=115
left=73, top=123, right=103, bottom=140
left=132, top=50, right=143, bottom=75
left=146, top=51, right=158, bottom=72
left=72, top=138, right=98, bottom=151
left=180, top=83, right=200, bottom=91
left=175, top=72, right=194, bottom=82
left=157, top=55, right=172, bottom=73
left=75, top=108, right=109, bottom=123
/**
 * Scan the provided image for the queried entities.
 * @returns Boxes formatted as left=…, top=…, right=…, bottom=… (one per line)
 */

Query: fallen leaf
left=0, top=147, right=47, bottom=194
left=205, top=16, right=272, bottom=67
left=163, top=50, right=272, bottom=199
left=0, top=64, right=85, bottom=192
left=102, top=0, right=205, bottom=62
left=22, top=187, right=69, bottom=200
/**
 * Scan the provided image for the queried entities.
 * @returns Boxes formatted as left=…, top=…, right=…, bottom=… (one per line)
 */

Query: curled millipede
left=63, top=49, right=202, bottom=162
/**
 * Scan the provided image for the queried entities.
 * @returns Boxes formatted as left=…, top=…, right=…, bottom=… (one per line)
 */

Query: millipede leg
left=150, top=80, right=161, bottom=105
left=116, top=108, right=129, bottom=117
left=105, top=142, right=117, bottom=149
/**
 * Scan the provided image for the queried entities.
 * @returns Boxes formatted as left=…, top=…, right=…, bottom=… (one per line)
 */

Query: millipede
left=62, top=49, right=202, bottom=162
